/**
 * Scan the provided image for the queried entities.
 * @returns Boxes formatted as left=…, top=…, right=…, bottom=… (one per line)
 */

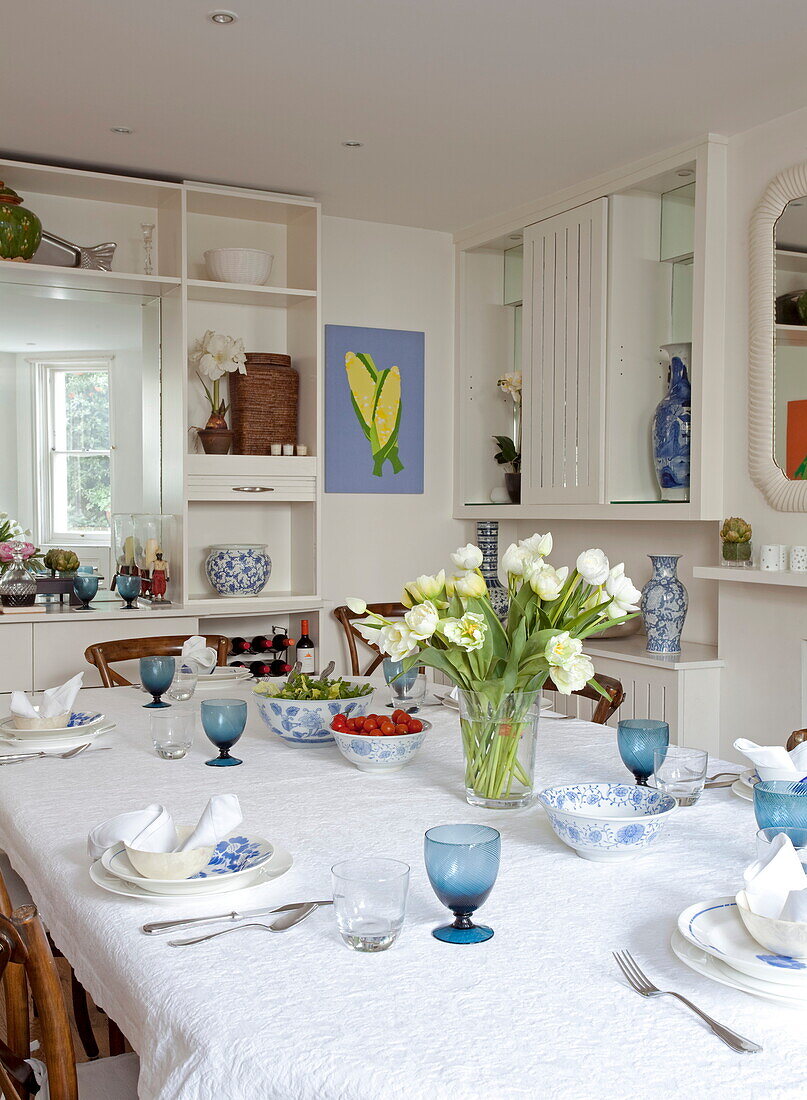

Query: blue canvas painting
left=325, top=324, right=424, bottom=494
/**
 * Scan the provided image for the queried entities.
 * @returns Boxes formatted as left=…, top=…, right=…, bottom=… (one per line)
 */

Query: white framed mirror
left=749, top=162, right=807, bottom=509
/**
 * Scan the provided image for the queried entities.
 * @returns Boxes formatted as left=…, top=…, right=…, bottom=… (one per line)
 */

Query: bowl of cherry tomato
left=330, top=710, right=430, bottom=773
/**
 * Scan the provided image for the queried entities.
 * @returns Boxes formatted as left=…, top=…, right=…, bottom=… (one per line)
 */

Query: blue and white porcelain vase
left=652, top=343, right=691, bottom=502
left=476, top=520, right=508, bottom=621
left=640, top=554, right=688, bottom=654
left=205, top=544, right=271, bottom=597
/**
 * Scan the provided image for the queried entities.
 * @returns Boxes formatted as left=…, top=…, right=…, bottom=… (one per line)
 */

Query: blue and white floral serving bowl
left=332, top=721, right=430, bottom=773
left=538, top=782, right=677, bottom=861
left=205, top=544, right=271, bottom=597
left=252, top=686, right=376, bottom=746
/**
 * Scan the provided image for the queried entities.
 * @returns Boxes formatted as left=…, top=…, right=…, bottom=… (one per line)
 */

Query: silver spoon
left=168, top=901, right=320, bottom=946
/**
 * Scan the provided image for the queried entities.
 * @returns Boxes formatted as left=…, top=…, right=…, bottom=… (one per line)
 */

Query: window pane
left=53, top=371, right=110, bottom=451
left=52, top=454, right=111, bottom=534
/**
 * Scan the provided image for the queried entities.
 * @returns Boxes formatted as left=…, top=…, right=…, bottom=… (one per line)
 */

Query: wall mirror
left=749, top=163, right=807, bottom=509
left=0, top=283, right=162, bottom=574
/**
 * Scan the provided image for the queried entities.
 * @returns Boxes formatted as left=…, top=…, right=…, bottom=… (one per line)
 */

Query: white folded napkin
left=181, top=636, right=217, bottom=674
left=733, top=737, right=807, bottom=781
left=743, top=832, right=807, bottom=920
left=11, top=672, right=84, bottom=720
left=87, top=794, right=242, bottom=861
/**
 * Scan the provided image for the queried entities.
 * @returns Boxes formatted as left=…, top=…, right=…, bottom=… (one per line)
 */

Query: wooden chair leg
left=108, top=1018, right=125, bottom=1056
left=70, top=970, right=99, bottom=1060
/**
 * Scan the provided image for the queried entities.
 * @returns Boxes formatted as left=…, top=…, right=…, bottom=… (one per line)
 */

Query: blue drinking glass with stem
left=116, top=574, right=141, bottom=610
left=617, top=719, right=669, bottom=786
left=72, top=574, right=99, bottom=611
left=424, top=824, right=501, bottom=944
left=201, top=698, right=247, bottom=767
left=754, top=781, right=807, bottom=832
left=140, top=656, right=175, bottom=709
left=383, top=658, right=425, bottom=711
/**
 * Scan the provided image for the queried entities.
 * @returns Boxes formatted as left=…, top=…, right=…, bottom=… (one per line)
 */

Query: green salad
left=253, top=672, right=372, bottom=701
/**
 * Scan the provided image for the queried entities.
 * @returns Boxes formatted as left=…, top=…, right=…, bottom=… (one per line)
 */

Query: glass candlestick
left=140, top=223, right=155, bottom=276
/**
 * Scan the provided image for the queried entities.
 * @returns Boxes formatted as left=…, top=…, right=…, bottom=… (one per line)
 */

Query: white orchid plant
left=190, top=329, right=247, bottom=429
left=347, top=535, right=641, bottom=802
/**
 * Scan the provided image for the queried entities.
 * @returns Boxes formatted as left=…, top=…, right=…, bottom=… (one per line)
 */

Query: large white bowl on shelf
left=203, top=248, right=274, bottom=285
left=537, top=782, right=677, bottom=861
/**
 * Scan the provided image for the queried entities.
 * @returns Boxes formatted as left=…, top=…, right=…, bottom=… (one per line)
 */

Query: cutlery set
left=0, top=743, right=112, bottom=764
left=141, top=900, right=333, bottom=946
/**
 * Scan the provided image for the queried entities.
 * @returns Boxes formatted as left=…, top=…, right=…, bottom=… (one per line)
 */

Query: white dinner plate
left=89, top=845, right=292, bottom=903
left=194, top=668, right=251, bottom=689
left=731, top=779, right=753, bottom=802
left=0, top=712, right=107, bottom=740
left=0, top=724, right=114, bottom=753
left=671, top=931, right=807, bottom=1007
left=101, top=834, right=275, bottom=896
left=677, top=895, right=807, bottom=987
left=739, top=769, right=758, bottom=791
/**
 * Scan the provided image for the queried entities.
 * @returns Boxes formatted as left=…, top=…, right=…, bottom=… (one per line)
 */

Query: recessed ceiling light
left=209, top=10, right=238, bottom=23
left=677, top=169, right=694, bottom=177
left=341, top=141, right=363, bottom=148
left=509, top=234, right=523, bottom=241
left=110, top=126, right=133, bottom=134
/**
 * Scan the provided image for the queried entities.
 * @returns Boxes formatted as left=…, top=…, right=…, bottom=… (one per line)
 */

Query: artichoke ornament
left=44, top=548, right=81, bottom=575
left=720, top=517, right=752, bottom=564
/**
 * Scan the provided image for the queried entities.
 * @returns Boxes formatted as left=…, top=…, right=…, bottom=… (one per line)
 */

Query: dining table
left=0, top=680, right=803, bottom=1100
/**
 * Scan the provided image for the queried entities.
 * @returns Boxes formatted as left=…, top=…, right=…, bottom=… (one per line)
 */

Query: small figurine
left=150, top=553, right=170, bottom=603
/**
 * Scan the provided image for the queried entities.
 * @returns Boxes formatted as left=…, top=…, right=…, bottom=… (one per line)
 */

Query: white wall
left=319, top=216, right=470, bottom=666
left=0, top=354, right=18, bottom=521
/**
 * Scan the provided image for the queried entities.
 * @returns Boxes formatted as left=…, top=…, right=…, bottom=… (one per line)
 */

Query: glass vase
left=458, top=689, right=540, bottom=809
left=721, top=539, right=753, bottom=568
left=0, top=542, right=37, bottom=607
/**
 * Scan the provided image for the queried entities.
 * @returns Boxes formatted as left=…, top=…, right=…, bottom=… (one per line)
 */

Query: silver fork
left=613, top=950, right=762, bottom=1054
left=0, top=743, right=106, bottom=764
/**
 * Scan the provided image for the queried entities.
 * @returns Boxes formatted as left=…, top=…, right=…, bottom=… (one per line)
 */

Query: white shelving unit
left=693, top=566, right=807, bottom=587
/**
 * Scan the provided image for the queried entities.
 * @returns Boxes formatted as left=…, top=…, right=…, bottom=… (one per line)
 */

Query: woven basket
left=229, top=353, right=298, bottom=454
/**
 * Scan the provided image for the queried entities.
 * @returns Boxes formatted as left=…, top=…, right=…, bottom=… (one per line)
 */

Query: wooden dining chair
left=84, top=635, right=230, bottom=688
left=332, top=603, right=407, bottom=675
left=545, top=672, right=626, bottom=724
left=0, top=901, right=139, bottom=1099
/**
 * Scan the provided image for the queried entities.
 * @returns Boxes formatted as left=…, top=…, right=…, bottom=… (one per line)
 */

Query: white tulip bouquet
left=348, top=533, right=641, bottom=805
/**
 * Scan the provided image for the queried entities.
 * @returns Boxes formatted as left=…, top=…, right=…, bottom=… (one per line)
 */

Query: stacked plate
left=674, top=896, right=807, bottom=1006
left=0, top=711, right=114, bottom=753
left=90, top=834, right=292, bottom=902
left=194, top=666, right=252, bottom=691
left=731, top=769, right=758, bottom=802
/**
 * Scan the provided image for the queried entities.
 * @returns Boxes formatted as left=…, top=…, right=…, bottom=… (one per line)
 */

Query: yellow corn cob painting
left=345, top=352, right=404, bottom=476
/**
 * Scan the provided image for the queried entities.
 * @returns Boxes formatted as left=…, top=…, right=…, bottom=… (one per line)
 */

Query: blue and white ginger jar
left=205, top=544, right=271, bottom=597
left=652, top=342, right=691, bottom=502
left=641, top=554, right=688, bottom=654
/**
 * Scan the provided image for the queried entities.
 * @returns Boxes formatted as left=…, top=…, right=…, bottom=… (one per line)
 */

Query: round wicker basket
left=229, top=353, right=298, bottom=454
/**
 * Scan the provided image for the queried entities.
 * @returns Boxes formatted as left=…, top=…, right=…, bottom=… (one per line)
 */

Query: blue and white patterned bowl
left=253, top=687, right=376, bottom=746
left=538, top=782, right=677, bottom=861
left=111, top=830, right=274, bottom=895
left=333, top=721, right=430, bottom=773
left=5, top=710, right=104, bottom=736
left=205, top=544, right=271, bottom=598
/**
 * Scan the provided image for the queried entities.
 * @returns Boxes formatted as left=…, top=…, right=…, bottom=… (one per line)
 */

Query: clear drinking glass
left=653, top=745, right=708, bottom=805
left=332, top=857, right=409, bottom=952
left=756, top=827, right=807, bottom=866
left=150, top=710, right=194, bottom=760
left=383, top=658, right=427, bottom=709
left=167, top=664, right=197, bottom=702
left=617, top=719, right=669, bottom=785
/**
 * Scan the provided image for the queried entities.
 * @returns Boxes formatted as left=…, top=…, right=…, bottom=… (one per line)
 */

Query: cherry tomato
left=408, top=718, right=423, bottom=733
left=380, top=721, right=395, bottom=735
left=363, top=717, right=378, bottom=730
left=346, top=718, right=357, bottom=731
left=331, top=717, right=347, bottom=731
left=394, top=723, right=410, bottom=735
left=391, top=709, right=408, bottom=724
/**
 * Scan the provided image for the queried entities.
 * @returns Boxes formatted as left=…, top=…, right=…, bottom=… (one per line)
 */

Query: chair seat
left=0, top=851, right=33, bottom=909
left=78, top=1052, right=140, bottom=1099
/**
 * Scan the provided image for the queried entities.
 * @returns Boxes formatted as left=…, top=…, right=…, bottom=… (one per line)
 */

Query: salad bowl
left=253, top=676, right=375, bottom=745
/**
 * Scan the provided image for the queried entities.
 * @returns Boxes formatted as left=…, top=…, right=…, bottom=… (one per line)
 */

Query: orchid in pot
left=190, top=330, right=247, bottom=454
left=348, top=536, right=641, bottom=808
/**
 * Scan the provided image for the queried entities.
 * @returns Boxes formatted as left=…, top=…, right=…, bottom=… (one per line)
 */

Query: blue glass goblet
left=117, top=574, right=141, bottom=610
left=201, top=698, right=247, bottom=767
left=140, top=656, right=175, bottom=709
left=72, top=574, right=99, bottom=611
left=754, top=781, right=807, bottom=832
left=617, top=719, right=669, bottom=786
left=424, top=824, right=500, bottom=944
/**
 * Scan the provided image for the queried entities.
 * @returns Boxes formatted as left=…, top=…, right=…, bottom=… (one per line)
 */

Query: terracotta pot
left=198, top=429, right=234, bottom=455
left=504, top=472, right=521, bottom=504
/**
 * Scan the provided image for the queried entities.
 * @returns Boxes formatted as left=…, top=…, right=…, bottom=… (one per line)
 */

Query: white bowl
left=757, top=767, right=804, bottom=783
left=252, top=685, right=375, bottom=745
left=11, top=708, right=70, bottom=731
left=333, top=721, right=430, bottom=773
left=736, top=890, right=807, bottom=959
left=204, top=248, right=274, bottom=285
left=124, top=827, right=214, bottom=881
left=537, top=782, right=677, bottom=861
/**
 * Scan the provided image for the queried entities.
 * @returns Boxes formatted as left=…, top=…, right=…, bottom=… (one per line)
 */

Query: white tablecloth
left=0, top=685, right=802, bottom=1100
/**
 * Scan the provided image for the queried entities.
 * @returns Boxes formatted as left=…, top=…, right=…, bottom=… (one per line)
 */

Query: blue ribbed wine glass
left=72, top=574, right=99, bottom=611
left=617, top=719, right=669, bottom=786
left=424, top=824, right=500, bottom=944
left=140, top=656, right=175, bottom=709
left=754, top=781, right=807, bottom=831
left=117, top=574, right=141, bottom=610
left=201, top=699, right=247, bottom=767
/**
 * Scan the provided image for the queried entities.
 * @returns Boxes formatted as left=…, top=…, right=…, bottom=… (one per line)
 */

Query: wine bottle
left=230, top=637, right=251, bottom=655
left=230, top=661, right=249, bottom=670
left=271, top=630, right=295, bottom=649
left=251, top=635, right=272, bottom=653
left=269, top=658, right=292, bottom=676
left=296, top=620, right=316, bottom=674
left=249, top=660, right=272, bottom=678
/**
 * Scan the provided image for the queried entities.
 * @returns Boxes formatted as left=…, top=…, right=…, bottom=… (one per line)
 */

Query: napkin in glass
left=743, top=832, right=807, bottom=920
left=10, top=672, right=84, bottom=719
left=180, top=636, right=217, bottom=674
left=87, top=794, right=242, bottom=860
left=733, top=737, right=807, bottom=781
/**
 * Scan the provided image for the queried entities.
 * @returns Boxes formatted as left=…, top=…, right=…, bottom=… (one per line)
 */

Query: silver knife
left=141, top=900, right=333, bottom=936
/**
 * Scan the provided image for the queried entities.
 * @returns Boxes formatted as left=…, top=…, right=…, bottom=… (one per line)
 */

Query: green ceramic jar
left=0, top=182, right=42, bottom=261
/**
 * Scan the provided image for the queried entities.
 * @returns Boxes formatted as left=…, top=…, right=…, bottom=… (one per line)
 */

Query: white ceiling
left=5, top=1, right=807, bottom=232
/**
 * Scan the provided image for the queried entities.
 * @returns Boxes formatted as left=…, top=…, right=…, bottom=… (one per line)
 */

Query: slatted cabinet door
left=523, top=198, right=608, bottom=503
